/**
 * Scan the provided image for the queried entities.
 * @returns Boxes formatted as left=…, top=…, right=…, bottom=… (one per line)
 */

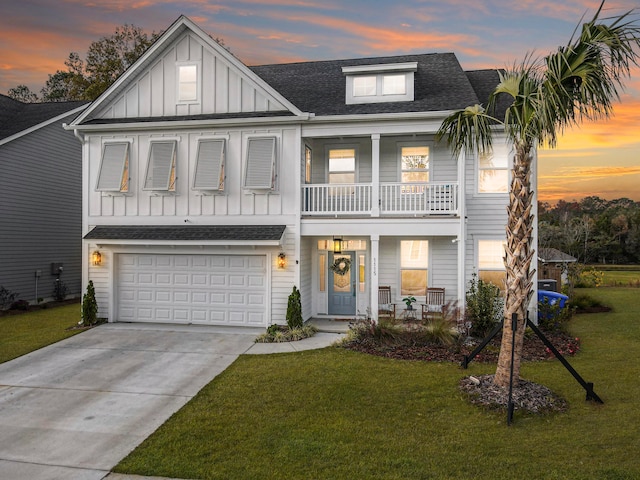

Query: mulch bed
left=342, top=329, right=580, bottom=363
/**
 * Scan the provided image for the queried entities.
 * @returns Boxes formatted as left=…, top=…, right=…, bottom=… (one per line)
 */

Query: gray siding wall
left=0, top=115, right=82, bottom=304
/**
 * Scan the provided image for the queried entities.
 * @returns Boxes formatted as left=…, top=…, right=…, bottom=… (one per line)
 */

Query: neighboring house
left=0, top=94, right=87, bottom=305
left=538, top=248, right=577, bottom=291
left=67, top=16, right=536, bottom=326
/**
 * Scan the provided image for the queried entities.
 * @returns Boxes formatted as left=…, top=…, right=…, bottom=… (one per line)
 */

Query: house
left=538, top=247, right=577, bottom=291
left=66, top=16, right=536, bottom=326
left=0, top=95, right=87, bottom=305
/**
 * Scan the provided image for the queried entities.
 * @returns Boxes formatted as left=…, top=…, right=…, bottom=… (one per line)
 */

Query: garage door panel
left=117, top=254, right=267, bottom=326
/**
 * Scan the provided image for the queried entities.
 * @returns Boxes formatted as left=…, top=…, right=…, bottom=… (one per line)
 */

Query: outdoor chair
left=378, top=286, right=396, bottom=320
left=421, top=287, right=445, bottom=321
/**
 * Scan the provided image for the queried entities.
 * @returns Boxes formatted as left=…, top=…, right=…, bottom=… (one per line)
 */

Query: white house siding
left=86, top=127, right=299, bottom=220
left=93, top=32, right=286, bottom=121
left=0, top=116, right=82, bottom=303
left=299, top=236, right=313, bottom=321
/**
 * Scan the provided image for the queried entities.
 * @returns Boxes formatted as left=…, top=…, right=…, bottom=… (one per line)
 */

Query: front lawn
left=0, top=302, right=82, bottom=363
left=115, top=287, right=640, bottom=479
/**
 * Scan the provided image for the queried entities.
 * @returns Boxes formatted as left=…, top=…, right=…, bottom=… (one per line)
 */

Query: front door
left=328, top=251, right=356, bottom=316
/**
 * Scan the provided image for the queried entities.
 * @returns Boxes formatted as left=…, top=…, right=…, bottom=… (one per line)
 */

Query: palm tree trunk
left=494, top=144, right=536, bottom=387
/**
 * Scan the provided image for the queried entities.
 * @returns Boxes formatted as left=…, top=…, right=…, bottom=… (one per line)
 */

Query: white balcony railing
left=301, top=182, right=458, bottom=216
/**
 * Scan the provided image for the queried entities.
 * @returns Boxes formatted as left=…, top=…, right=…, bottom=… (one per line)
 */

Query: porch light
left=333, top=236, right=343, bottom=254
left=92, top=250, right=102, bottom=266
left=277, top=252, right=286, bottom=269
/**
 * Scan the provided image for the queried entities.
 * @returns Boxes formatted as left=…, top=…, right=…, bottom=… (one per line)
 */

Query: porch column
left=371, top=134, right=380, bottom=217
left=457, top=150, right=466, bottom=308
left=370, top=234, right=380, bottom=321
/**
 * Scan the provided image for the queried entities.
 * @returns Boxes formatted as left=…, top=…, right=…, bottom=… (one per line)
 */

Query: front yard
left=114, top=287, right=640, bottom=480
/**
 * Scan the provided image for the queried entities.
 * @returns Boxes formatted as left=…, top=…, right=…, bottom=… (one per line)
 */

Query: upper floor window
left=193, top=139, right=225, bottom=191
left=401, top=146, right=429, bottom=183
left=400, top=240, right=428, bottom=297
left=96, top=142, right=130, bottom=193
left=328, top=148, right=356, bottom=184
left=143, top=141, right=177, bottom=192
left=305, top=145, right=312, bottom=184
left=177, top=64, right=199, bottom=103
left=244, top=137, right=277, bottom=190
left=478, top=239, right=506, bottom=288
left=478, top=144, right=509, bottom=193
left=343, top=62, right=417, bottom=105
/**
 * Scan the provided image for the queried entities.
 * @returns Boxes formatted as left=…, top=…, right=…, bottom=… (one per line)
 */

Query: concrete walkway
left=0, top=323, right=343, bottom=480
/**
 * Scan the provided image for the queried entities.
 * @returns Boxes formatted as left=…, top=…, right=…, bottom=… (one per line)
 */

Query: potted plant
left=402, top=295, right=417, bottom=310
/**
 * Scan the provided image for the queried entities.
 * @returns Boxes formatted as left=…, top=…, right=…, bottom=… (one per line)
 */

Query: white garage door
left=117, top=254, right=267, bottom=326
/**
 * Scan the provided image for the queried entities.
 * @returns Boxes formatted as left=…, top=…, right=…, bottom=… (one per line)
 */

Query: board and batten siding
left=87, top=126, right=299, bottom=220
left=0, top=115, right=82, bottom=303
left=93, top=32, right=286, bottom=121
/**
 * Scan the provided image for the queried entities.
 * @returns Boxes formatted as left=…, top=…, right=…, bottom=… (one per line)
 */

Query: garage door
left=117, top=254, right=267, bottom=326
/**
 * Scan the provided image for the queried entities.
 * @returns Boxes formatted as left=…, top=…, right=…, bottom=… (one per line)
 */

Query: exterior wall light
left=333, top=236, right=343, bottom=254
left=92, top=250, right=102, bottom=266
left=277, top=252, right=286, bottom=269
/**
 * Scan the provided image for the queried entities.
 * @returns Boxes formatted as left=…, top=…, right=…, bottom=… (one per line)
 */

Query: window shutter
left=244, top=137, right=276, bottom=189
left=193, top=139, right=225, bottom=190
left=144, top=141, right=176, bottom=190
left=97, top=143, right=129, bottom=191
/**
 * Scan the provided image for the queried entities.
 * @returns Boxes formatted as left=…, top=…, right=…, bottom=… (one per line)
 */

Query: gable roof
left=71, top=15, right=304, bottom=126
left=538, top=248, right=577, bottom=263
left=251, top=53, right=481, bottom=116
left=0, top=94, right=87, bottom=143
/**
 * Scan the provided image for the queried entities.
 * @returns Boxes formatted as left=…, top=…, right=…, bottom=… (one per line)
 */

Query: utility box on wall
left=50, top=263, right=64, bottom=275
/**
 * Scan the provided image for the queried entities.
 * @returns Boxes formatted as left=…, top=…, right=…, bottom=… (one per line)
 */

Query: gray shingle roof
left=538, top=248, right=577, bottom=263
left=0, top=94, right=87, bottom=141
left=84, top=225, right=287, bottom=241
left=250, top=53, right=482, bottom=116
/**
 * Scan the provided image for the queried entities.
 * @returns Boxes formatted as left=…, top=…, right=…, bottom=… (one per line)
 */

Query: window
left=193, top=139, right=225, bottom=191
left=305, top=145, right=312, bottom=184
left=401, top=146, right=429, bottom=183
left=143, top=141, right=177, bottom=191
left=177, top=64, right=198, bottom=103
left=244, top=137, right=276, bottom=190
left=328, top=148, right=356, bottom=184
left=478, top=144, right=509, bottom=193
left=96, top=142, right=129, bottom=192
left=400, top=240, right=428, bottom=296
left=353, top=76, right=376, bottom=97
left=343, top=62, right=416, bottom=104
left=383, top=74, right=406, bottom=95
left=478, top=240, right=506, bottom=288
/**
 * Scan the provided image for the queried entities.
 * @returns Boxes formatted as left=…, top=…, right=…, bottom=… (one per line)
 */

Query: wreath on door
left=330, top=257, right=352, bottom=276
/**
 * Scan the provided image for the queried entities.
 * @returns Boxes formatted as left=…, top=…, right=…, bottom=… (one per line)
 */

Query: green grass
left=115, top=287, right=640, bottom=480
left=0, top=303, right=83, bottom=363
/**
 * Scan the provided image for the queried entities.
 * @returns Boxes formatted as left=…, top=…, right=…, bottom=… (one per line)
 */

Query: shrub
left=538, top=298, right=573, bottom=332
left=286, top=286, right=303, bottom=330
left=0, top=286, right=18, bottom=310
left=255, top=324, right=317, bottom=343
left=575, top=266, right=604, bottom=288
left=9, top=299, right=30, bottom=311
left=81, top=280, right=99, bottom=326
left=465, top=274, right=504, bottom=338
left=53, top=279, right=67, bottom=301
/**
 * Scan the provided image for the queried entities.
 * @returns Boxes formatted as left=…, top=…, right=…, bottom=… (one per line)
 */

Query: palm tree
left=436, top=1, right=640, bottom=387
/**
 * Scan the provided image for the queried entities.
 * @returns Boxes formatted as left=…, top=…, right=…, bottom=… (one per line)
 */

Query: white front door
left=117, top=253, right=267, bottom=326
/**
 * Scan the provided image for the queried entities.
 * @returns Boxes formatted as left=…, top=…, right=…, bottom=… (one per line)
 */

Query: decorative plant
left=53, top=278, right=67, bottom=302
left=402, top=295, right=417, bottom=309
left=81, top=280, right=98, bottom=326
left=0, top=286, right=18, bottom=310
left=465, top=274, right=504, bottom=338
left=286, top=286, right=303, bottom=330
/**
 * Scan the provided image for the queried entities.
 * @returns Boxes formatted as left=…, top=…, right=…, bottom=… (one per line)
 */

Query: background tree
left=10, top=24, right=159, bottom=102
left=437, top=1, right=640, bottom=388
left=7, top=84, right=38, bottom=103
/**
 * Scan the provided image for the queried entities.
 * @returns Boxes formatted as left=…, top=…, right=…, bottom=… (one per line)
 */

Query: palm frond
left=435, top=105, right=498, bottom=158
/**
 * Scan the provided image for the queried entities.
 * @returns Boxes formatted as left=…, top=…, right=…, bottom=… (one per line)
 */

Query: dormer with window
left=342, top=62, right=417, bottom=105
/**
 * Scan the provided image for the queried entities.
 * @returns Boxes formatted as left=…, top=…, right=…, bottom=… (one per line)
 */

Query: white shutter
left=244, top=137, right=276, bottom=189
left=193, top=139, right=225, bottom=190
left=144, top=141, right=176, bottom=191
left=96, top=143, right=129, bottom=192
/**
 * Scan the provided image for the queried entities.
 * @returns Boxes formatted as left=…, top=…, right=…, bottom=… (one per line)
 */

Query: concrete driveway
left=0, top=323, right=262, bottom=480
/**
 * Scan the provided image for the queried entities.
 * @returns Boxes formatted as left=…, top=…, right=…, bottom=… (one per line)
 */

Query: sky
left=1, top=0, right=639, bottom=204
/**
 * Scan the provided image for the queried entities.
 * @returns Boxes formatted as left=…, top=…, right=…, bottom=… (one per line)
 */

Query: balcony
left=302, top=182, right=458, bottom=216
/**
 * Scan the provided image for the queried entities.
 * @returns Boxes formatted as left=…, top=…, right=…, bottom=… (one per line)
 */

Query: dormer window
left=343, top=62, right=417, bottom=104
